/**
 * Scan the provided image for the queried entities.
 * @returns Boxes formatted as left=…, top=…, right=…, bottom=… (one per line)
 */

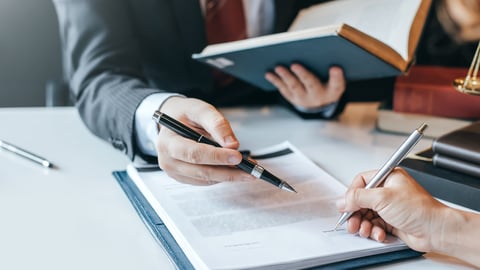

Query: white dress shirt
left=135, top=0, right=275, bottom=156
left=135, top=0, right=338, bottom=157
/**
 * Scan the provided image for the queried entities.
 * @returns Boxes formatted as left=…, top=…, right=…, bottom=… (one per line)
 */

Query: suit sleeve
left=52, top=0, right=159, bottom=159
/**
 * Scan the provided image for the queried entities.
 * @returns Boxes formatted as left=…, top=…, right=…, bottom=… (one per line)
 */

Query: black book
left=400, top=157, right=480, bottom=211
left=432, top=122, right=480, bottom=165
left=193, top=0, right=431, bottom=90
left=433, top=153, right=480, bottom=178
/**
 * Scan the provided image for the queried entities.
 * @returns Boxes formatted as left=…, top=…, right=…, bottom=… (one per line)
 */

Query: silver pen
left=334, top=123, right=428, bottom=230
left=0, top=139, right=53, bottom=168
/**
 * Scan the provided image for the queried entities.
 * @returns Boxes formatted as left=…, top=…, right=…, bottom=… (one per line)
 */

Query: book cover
left=393, top=65, right=480, bottom=118
left=432, top=122, right=480, bottom=163
left=433, top=153, right=480, bottom=178
left=400, top=157, right=480, bottom=211
left=193, top=0, right=431, bottom=90
left=376, top=103, right=472, bottom=139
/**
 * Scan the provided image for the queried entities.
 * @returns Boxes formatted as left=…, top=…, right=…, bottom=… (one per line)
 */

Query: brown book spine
left=393, top=66, right=480, bottom=118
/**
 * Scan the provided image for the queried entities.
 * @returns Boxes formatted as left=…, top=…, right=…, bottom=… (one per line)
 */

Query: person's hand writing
left=337, top=168, right=449, bottom=252
left=156, top=97, right=255, bottom=185
left=265, top=64, right=345, bottom=110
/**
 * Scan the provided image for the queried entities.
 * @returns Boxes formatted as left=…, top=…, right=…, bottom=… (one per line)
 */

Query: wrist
left=431, top=206, right=464, bottom=255
left=293, top=102, right=338, bottom=117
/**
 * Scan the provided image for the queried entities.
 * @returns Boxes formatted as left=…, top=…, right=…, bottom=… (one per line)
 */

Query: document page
left=127, top=142, right=407, bottom=270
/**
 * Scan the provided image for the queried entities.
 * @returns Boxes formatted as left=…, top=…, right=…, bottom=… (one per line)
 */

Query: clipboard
left=113, top=170, right=423, bottom=270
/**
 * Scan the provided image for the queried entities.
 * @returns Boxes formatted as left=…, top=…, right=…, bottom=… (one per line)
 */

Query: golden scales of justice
left=452, top=41, right=480, bottom=95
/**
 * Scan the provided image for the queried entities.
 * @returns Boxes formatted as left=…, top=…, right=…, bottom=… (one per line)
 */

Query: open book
left=193, top=0, right=432, bottom=90
left=118, top=142, right=419, bottom=270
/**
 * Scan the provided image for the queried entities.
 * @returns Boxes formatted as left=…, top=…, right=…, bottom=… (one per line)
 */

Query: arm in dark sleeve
left=53, top=0, right=159, bottom=159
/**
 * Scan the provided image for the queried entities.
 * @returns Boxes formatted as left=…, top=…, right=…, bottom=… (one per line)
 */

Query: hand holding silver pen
left=335, top=123, right=428, bottom=229
left=0, top=139, right=54, bottom=168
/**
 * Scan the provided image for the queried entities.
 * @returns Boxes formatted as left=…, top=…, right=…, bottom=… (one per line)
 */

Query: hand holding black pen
left=152, top=111, right=296, bottom=193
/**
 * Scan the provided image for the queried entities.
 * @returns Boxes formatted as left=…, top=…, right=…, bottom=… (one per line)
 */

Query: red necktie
left=205, top=0, right=247, bottom=87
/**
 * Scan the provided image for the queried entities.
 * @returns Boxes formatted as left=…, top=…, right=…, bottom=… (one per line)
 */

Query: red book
left=393, top=66, right=480, bottom=119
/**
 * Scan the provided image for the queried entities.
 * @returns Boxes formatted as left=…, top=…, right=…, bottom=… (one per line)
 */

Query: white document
left=127, top=142, right=408, bottom=270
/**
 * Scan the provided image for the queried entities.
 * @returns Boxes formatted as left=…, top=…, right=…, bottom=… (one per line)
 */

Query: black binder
left=113, top=170, right=422, bottom=270
left=400, top=158, right=480, bottom=211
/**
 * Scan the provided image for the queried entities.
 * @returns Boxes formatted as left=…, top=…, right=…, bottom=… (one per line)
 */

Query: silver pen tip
left=152, top=110, right=163, bottom=121
left=417, top=123, right=428, bottom=133
left=281, top=182, right=297, bottom=193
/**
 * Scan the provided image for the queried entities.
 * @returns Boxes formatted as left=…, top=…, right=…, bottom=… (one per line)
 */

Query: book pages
left=289, top=0, right=423, bottom=60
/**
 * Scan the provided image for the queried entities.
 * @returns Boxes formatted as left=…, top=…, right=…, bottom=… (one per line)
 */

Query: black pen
left=152, top=111, right=297, bottom=193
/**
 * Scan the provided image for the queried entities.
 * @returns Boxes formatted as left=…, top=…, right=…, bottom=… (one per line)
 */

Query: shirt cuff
left=134, top=93, right=184, bottom=156
left=293, top=102, right=339, bottom=118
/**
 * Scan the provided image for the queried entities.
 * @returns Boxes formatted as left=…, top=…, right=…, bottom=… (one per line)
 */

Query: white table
left=0, top=104, right=474, bottom=269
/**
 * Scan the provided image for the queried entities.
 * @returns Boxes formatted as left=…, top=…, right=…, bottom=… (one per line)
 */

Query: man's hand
left=265, top=64, right=345, bottom=110
left=156, top=97, right=255, bottom=185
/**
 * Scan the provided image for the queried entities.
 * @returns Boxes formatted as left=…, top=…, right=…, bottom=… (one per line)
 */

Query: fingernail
left=331, top=67, right=341, bottom=76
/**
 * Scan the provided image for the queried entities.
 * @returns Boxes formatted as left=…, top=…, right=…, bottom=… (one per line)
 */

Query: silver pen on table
left=334, top=123, right=428, bottom=230
left=0, top=139, right=53, bottom=168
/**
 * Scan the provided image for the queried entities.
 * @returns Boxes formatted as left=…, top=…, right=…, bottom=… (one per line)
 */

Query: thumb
left=327, top=66, right=346, bottom=93
left=190, top=104, right=239, bottom=149
left=344, top=187, right=388, bottom=213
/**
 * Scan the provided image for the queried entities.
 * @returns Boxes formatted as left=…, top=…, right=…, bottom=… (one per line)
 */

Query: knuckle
left=184, top=148, right=203, bottom=163
left=211, top=149, right=225, bottom=164
left=305, top=82, right=316, bottom=90
left=352, top=188, right=362, bottom=203
left=222, top=173, right=236, bottom=182
left=292, top=84, right=303, bottom=92
left=373, top=190, right=389, bottom=211
left=211, top=115, right=229, bottom=130
left=194, top=167, right=211, bottom=181
left=159, top=161, right=173, bottom=173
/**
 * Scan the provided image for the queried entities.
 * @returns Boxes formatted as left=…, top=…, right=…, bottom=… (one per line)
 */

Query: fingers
left=326, top=66, right=346, bottom=98
left=290, top=63, right=322, bottom=89
left=349, top=170, right=377, bottom=189
left=338, top=170, right=384, bottom=213
left=157, top=130, right=255, bottom=185
left=344, top=186, right=390, bottom=213
left=265, top=66, right=304, bottom=103
left=265, top=64, right=346, bottom=108
left=160, top=97, right=240, bottom=149
left=161, top=160, right=255, bottom=185
left=158, top=131, right=242, bottom=166
left=347, top=210, right=388, bottom=242
left=187, top=102, right=240, bottom=149
left=155, top=97, right=253, bottom=184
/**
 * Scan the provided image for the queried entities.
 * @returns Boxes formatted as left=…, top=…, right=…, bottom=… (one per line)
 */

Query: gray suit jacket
left=52, top=0, right=329, bottom=159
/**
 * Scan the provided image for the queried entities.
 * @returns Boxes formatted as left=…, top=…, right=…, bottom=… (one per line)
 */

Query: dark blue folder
left=113, top=170, right=423, bottom=270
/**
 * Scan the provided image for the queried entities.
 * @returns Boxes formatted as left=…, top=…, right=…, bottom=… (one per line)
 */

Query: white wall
left=0, top=0, right=62, bottom=107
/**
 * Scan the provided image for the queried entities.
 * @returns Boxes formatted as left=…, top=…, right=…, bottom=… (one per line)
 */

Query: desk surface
left=0, top=104, right=474, bottom=270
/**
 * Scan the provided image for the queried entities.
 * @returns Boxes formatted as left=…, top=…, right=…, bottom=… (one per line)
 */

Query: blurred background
left=0, top=0, right=63, bottom=107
